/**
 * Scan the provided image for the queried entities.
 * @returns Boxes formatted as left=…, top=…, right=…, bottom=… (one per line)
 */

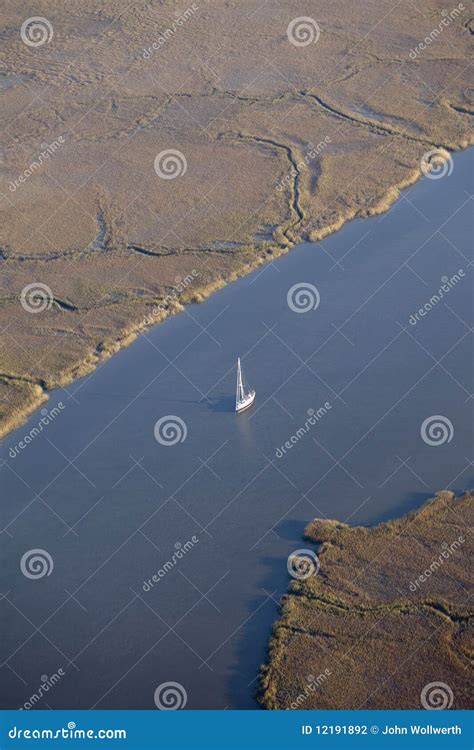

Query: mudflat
left=259, top=491, right=473, bottom=710
left=1, top=1, right=473, bottom=435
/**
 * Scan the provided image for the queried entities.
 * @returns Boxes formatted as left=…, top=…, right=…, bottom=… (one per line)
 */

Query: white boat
left=235, top=357, right=256, bottom=413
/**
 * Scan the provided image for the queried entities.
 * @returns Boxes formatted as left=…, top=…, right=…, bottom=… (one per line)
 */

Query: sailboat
left=235, top=357, right=256, bottom=413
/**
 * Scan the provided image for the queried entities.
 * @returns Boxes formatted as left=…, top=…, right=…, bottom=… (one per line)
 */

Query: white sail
left=235, top=357, right=256, bottom=413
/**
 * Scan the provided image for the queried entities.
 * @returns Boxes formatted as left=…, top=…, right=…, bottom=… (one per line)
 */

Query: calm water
left=1, top=150, right=472, bottom=710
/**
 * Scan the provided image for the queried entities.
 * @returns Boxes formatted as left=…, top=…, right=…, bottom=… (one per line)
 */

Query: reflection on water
left=236, top=409, right=258, bottom=452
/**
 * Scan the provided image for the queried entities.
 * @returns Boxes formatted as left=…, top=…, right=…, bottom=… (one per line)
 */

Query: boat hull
left=236, top=390, right=256, bottom=413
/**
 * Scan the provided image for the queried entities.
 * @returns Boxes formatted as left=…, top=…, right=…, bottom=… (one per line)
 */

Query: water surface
left=1, top=149, right=472, bottom=709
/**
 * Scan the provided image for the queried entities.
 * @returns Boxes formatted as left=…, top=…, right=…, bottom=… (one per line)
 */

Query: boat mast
left=236, top=357, right=244, bottom=404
